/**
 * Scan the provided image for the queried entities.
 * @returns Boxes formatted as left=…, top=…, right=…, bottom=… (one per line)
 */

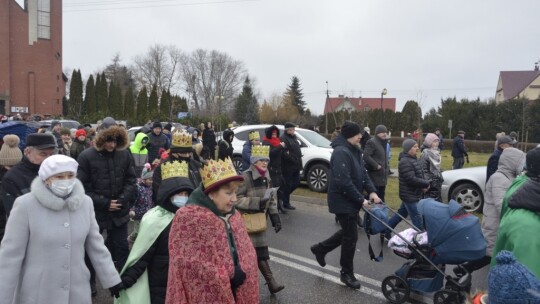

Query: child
left=128, top=164, right=154, bottom=248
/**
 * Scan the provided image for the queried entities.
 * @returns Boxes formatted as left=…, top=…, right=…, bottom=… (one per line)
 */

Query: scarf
left=255, top=166, right=267, bottom=177
left=263, top=136, right=281, bottom=147
left=425, top=148, right=442, bottom=176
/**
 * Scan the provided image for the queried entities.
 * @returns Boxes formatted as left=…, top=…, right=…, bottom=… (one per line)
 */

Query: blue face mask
left=171, top=195, right=188, bottom=207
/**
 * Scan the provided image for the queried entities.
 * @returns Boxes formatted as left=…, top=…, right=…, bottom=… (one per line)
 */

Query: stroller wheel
left=381, top=275, right=410, bottom=304
left=433, top=290, right=460, bottom=304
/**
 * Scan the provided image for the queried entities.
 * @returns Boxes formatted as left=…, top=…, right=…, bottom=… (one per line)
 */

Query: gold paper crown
left=161, top=160, right=189, bottom=180
left=248, top=131, right=260, bottom=141
left=171, top=130, right=192, bottom=148
left=251, top=145, right=269, bottom=158
left=201, top=158, right=239, bottom=190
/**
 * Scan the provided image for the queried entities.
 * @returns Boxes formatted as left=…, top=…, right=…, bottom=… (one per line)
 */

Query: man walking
left=310, top=121, right=381, bottom=289
left=280, top=122, right=302, bottom=210
left=77, top=117, right=136, bottom=294
left=363, top=124, right=389, bottom=201
left=147, top=121, right=170, bottom=163
left=451, top=130, right=467, bottom=169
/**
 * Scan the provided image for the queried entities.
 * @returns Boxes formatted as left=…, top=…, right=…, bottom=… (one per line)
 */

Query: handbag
left=242, top=212, right=267, bottom=233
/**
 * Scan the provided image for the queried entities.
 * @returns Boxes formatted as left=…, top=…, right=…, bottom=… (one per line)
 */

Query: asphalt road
left=93, top=197, right=489, bottom=304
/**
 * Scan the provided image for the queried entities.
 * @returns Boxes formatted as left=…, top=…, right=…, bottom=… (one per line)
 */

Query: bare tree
left=132, top=44, right=183, bottom=97
left=179, top=49, right=246, bottom=113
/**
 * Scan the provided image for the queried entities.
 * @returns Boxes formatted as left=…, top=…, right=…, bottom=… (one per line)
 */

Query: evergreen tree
left=234, top=76, right=259, bottom=124
left=136, top=87, right=149, bottom=124
left=95, top=72, right=109, bottom=114
left=171, top=95, right=188, bottom=115
left=84, top=74, right=96, bottom=116
left=159, top=89, right=171, bottom=120
left=108, top=80, right=123, bottom=118
left=68, top=69, right=83, bottom=118
left=148, top=84, right=159, bottom=119
left=124, top=88, right=135, bottom=123
left=285, top=76, right=306, bottom=115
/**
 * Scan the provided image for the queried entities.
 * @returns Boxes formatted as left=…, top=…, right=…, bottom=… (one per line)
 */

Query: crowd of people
left=0, top=117, right=538, bottom=303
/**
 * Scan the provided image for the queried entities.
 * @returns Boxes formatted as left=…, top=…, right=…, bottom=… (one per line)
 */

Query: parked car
left=230, top=124, right=332, bottom=192
left=40, top=119, right=81, bottom=130
left=441, top=166, right=486, bottom=213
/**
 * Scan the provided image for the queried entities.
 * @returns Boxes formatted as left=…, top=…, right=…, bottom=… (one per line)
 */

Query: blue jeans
left=388, top=200, right=424, bottom=231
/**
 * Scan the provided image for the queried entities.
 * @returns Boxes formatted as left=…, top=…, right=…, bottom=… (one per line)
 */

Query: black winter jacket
left=1, top=157, right=40, bottom=217
left=280, top=132, right=302, bottom=174
left=451, top=135, right=467, bottom=158
left=398, top=152, right=430, bottom=202
left=147, top=132, right=170, bottom=163
left=363, top=136, right=389, bottom=187
left=262, top=125, right=284, bottom=179
left=218, top=129, right=234, bottom=161
left=327, top=135, right=376, bottom=214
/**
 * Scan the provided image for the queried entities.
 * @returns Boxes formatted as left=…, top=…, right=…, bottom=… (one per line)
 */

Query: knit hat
left=374, top=125, right=388, bottom=135
left=153, top=121, right=162, bottom=129
left=526, top=147, right=540, bottom=178
left=38, top=154, right=78, bottom=181
left=284, top=122, right=296, bottom=129
left=488, top=250, right=540, bottom=304
left=99, top=117, right=117, bottom=130
left=402, top=139, right=417, bottom=153
left=341, top=121, right=361, bottom=139
left=60, top=127, right=71, bottom=136
left=75, top=129, right=86, bottom=138
left=0, top=135, right=23, bottom=166
left=423, top=133, right=439, bottom=147
left=141, top=163, right=154, bottom=180
left=164, top=123, right=172, bottom=131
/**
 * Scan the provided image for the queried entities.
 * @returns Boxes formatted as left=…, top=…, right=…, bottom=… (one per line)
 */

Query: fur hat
left=26, top=133, right=57, bottom=150
left=526, top=147, right=540, bottom=178
left=0, top=135, right=23, bottom=166
left=402, top=139, right=417, bottom=153
left=38, top=154, right=78, bottom=181
left=374, top=125, right=388, bottom=135
left=423, top=133, right=439, bottom=147
left=488, top=250, right=540, bottom=304
left=341, top=121, right=361, bottom=139
left=141, top=163, right=154, bottom=180
left=94, top=125, right=129, bottom=151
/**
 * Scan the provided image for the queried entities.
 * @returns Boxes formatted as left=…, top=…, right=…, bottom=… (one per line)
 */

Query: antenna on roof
left=535, top=59, right=539, bottom=71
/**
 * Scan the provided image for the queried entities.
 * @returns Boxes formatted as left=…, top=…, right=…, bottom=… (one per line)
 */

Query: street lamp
left=380, top=88, right=387, bottom=124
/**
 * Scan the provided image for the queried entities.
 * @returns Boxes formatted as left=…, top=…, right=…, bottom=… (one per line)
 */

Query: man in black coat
left=310, top=121, right=381, bottom=290
left=363, top=124, right=389, bottom=201
left=451, top=130, right=468, bottom=169
left=147, top=121, right=170, bottom=163
left=280, top=122, right=302, bottom=210
left=77, top=117, right=137, bottom=293
left=1, top=133, right=57, bottom=217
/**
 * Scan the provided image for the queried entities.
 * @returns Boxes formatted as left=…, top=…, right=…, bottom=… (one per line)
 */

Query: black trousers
left=317, top=213, right=359, bottom=274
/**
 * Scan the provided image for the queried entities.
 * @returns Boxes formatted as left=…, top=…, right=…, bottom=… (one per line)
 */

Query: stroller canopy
left=418, top=198, right=486, bottom=265
left=0, top=121, right=40, bottom=149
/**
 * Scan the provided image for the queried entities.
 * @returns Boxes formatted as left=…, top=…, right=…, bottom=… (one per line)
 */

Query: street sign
left=448, top=120, right=452, bottom=128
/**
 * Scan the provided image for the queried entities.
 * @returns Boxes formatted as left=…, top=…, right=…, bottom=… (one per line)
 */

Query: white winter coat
left=0, top=178, right=121, bottom=304
left=481, top=147, right=525, bottom=256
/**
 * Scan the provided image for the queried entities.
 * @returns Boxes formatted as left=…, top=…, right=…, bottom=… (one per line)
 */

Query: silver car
left=441, top=166, right=486, bottom=213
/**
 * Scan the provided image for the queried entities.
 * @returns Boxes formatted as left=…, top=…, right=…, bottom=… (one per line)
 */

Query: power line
left=64, top=0, right=260, bottom=12
left=302, top=86, right=495, bottom=96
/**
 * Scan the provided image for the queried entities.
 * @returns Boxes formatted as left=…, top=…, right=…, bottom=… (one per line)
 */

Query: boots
left=258, top=260, right=284, bottom=294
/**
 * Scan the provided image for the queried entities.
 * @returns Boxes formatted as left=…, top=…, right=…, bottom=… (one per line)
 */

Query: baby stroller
left=363, top=198, right=486, bottom=304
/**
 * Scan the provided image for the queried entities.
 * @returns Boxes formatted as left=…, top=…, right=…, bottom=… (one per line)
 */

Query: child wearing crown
left=166, top=158, right=259, bottom=303
left=117, top=161, right=194, bottom=304
left=241, top=130, right=260, bottom=172
left=236, top=145, right=285, bottom=294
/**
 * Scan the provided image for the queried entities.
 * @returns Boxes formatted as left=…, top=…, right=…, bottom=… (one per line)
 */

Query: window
left=37, top=0, right=50, bottom=39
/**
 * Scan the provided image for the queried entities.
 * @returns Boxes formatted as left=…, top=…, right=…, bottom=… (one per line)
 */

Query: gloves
left=269, top=213, right=282, bottom=233
left=109, top=282, right=124, bottom=298
left=259, top=197, right=269, bottom=211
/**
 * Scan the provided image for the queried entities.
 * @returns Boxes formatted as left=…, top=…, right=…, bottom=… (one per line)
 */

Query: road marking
left=269, top=247, right=433, bottom=304
left=270, top=256, right=386, bottom=300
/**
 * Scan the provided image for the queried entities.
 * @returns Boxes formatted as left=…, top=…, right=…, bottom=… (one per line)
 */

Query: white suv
left=230, top=124, right=332, bottom=192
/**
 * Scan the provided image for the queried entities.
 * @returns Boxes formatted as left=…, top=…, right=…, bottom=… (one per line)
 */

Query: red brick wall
left=0, top=0, right=64, bottom=116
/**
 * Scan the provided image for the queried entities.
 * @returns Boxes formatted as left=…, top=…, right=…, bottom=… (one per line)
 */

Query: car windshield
left=296, top=129, right=331, bottom=148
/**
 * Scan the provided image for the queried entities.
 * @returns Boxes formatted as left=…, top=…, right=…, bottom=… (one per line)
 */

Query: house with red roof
left=495, top=65, right=540, bottom=103
left=323, top=95, right=396, bottom=114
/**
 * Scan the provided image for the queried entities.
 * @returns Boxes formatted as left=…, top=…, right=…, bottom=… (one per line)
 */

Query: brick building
left=0, top=0, right=65, bottom=118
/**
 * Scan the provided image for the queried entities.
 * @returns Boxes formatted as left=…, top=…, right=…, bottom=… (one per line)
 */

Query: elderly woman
left=0, top=154, right=123, bottom=304
left=166, top=157, right=258, bottom=303
left=420, top=133, right=443, bottom=201
left=235, top=145, right=284, bottom=294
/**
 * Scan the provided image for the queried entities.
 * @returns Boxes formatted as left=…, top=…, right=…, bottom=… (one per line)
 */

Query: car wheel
left=232, top=156, right=243, bottom=173
left=307, top=164, right=329, bottom=193
left=450, top=183, right=483, bottom=213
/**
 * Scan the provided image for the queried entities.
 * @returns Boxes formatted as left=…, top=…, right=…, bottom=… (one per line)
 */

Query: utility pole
left=325, top=81, right=329, bottom=134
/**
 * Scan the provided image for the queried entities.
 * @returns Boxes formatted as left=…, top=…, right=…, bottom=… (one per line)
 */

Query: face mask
left=49, top=179, right=76, bottom=198
left=171, top=195, right=188, bottom=208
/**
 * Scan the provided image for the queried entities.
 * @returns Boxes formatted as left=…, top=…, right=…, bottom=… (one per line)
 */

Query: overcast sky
left=60, top=0, right=540, bottom=116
